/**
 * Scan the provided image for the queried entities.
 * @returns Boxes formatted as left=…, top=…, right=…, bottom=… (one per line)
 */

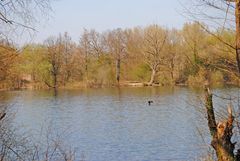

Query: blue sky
left=33, top=0, right=188, bottom=43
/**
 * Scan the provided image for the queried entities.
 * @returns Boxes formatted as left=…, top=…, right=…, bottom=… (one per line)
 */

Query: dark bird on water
left=148, top=100, right=153, bottom=106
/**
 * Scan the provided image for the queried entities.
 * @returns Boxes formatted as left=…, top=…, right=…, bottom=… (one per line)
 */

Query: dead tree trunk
left=205, top=87, right=236, bottom=161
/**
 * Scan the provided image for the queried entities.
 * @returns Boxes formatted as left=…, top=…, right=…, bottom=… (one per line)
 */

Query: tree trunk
left=116, top=59, right=120, bottom=85
left=170, top=71, right=175, bottom=85
left=148, top=69, right=156, bottom=86
left=170, top=60, right=175, bottom=85
left=235, top=0, right=240, bottom=74
left=205, top=87, right=236, bottom=161
left=53, top=73, right=57, bottom=90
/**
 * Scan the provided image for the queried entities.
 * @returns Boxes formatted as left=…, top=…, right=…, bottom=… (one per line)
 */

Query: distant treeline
left=0, top=22, right=238, bottom=90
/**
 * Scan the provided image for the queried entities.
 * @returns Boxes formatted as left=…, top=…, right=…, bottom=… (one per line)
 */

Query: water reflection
left=0, top=87, right=239, bottom=160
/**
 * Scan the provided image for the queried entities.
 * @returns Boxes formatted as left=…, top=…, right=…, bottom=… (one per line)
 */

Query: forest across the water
left=0, top=22, right=238, bottom=90
left=3, top=0, right=240, bottom=161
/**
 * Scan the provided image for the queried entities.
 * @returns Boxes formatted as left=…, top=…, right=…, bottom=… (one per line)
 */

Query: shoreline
left=0, top=82, right=238, bottom=92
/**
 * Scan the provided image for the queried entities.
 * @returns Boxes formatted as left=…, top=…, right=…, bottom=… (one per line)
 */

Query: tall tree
left=45, top=36, right=64, bottom=90
left=61, top=32, right=75, bottom=85
left=182, top=22, right=207, bottom=73
left=0, top=41, right=17, bottom=81
left=106, top=28, right=127, bottom=85
left=79, top=29, right=92, bottom=83
left=166, top=29, right=182, bottom=85
left=142, top=25, right=168, bottom=86
left=88, top=29, right=105, bottom=58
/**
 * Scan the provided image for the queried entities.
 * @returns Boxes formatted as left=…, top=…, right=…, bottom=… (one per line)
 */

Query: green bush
left=129, top=63, right=151, bottom=82
left=188, top=68, right=207, bottom=87
left=210, top=71, right=224, bottom=87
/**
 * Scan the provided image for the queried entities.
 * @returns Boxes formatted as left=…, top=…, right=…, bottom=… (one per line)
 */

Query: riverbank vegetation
left=2, top=0, right=240, bottom=160
left=0, top=22, right=238, bottom=90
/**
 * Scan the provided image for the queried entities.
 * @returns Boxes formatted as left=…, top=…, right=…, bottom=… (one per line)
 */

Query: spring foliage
left=0, top=22, right=238, bottom=89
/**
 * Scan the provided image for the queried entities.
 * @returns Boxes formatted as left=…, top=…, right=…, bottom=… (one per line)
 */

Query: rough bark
left=205, top=87, right=236, bottom=161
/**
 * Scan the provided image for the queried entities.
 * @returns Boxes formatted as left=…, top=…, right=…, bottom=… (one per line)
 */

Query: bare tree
left=88, top=29, right=105, bottom=58
left=45, top=36, right=64, bottom=90
left=142, top=25, right=168, bottom=86
left=0, top=0, right=52, bottom=40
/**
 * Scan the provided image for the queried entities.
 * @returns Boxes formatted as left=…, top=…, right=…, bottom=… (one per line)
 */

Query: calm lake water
left=1, top=87, right=239, bottom=161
